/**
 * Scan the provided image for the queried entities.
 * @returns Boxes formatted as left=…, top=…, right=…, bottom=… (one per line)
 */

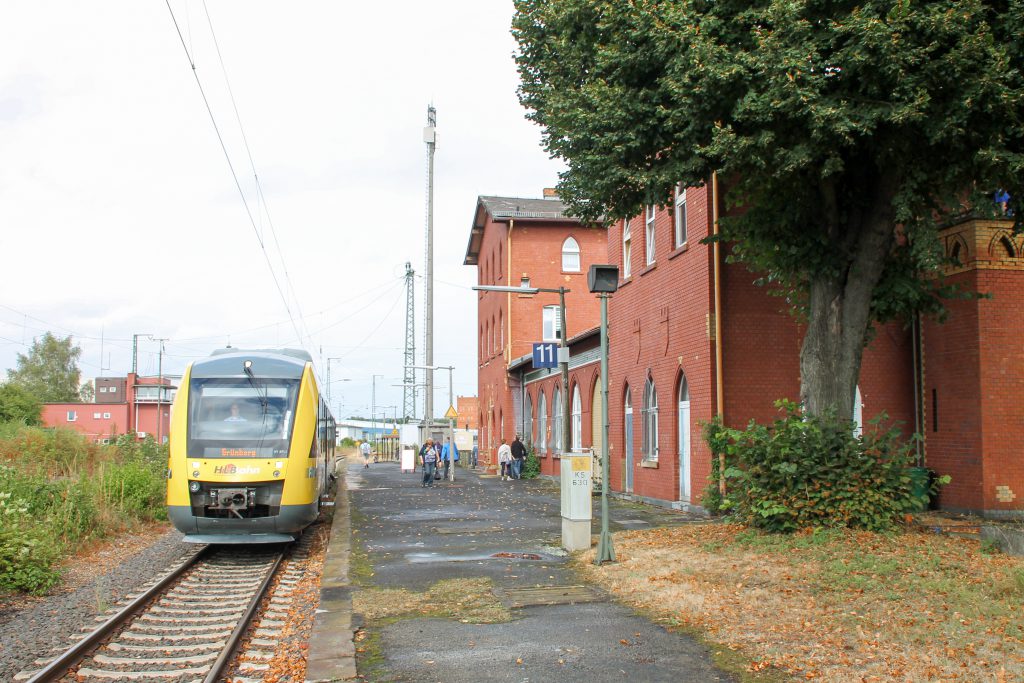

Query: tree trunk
left=799, top=178, right=897, bottom=420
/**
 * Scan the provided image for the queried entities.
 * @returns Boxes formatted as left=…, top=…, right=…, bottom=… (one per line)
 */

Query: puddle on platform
left=406, top=551, right=553, bottom=563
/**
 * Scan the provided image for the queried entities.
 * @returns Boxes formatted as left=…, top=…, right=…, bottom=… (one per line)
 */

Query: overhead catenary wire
left=199, top=0, right=315, bottom=351
left=163, top=0, right=308, bottom=357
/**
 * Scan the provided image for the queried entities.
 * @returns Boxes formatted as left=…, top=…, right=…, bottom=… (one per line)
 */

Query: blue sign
left=533, top=342, right=558, bottom=368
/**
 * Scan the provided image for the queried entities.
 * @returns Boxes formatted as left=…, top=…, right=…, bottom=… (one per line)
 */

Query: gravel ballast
left=0, top=527, right=192, bottom=682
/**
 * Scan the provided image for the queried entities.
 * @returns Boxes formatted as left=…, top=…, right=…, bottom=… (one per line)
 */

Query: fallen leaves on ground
left=353, top=577, right=511, bottom=624
left=579, top=524, right=1024, bottom=682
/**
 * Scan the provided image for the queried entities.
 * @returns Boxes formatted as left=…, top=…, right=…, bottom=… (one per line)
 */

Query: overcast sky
left=0, top=1, right=564, bottom=420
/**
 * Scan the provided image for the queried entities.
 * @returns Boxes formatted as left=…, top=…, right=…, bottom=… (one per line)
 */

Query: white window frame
left=542, top=305, right=562, bottom=342
left=645, top=205, right=656, bottom=265
left=524, top=393, right=534, bottom=447
left=99, top=386, right=107, bottom=393
left=103, top=412, right=111, bottom=419
left=622, top=219, right=632, bottom=278
left=552, top=386, right=562, bottom=454
left=641, top=377, right=659, bottom=461
left=674, top=185, right=687, bottom=248
left=571, top=385, right=582, bottom=451
left=537, top=392, right=547, bottom=456
left=562, top=236, right=581, bottom=272
left=67, top=410, right=77, bottom=422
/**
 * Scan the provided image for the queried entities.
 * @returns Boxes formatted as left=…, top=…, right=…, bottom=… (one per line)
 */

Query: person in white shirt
left=360, top=441, right=372, bottom=468
left=497, top=439, right=513, bottom=481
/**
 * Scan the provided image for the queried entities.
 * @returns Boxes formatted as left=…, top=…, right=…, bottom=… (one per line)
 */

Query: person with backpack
left=497, top=438, right=513, bottom=481
left=441, top=437, right=459, bottom=481
left=510, top=434, right=527, bottom=480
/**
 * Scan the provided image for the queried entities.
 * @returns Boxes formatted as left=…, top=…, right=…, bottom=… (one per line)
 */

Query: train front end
left=167, top=350, right=323, bottom=544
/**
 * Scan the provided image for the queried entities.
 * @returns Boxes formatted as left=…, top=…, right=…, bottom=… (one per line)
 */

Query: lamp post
left=588, top=265, right=620, bottom=565
left=371, top=374, right=383, bottom=455
left=473, top=283, right=570, bottom=455
left=407, top=364, right=456, bottom=479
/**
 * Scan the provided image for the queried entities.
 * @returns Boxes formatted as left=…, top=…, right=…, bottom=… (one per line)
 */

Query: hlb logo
left=214, top=464, right=260, bottom=475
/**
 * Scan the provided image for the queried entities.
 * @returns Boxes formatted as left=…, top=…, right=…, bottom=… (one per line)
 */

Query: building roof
left=464, top=195, right=580, bottom=266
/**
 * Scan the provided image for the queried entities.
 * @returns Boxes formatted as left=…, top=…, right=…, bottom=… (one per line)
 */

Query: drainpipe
left=507, top=220, right=514, bottom=363
left=712, top=172, right=726, bottom=496
left=911, top=313, right=923, bottom=467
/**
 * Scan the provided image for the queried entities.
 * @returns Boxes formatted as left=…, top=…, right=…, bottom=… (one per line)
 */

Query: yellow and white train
left=166, top=348, right=335, bottom=543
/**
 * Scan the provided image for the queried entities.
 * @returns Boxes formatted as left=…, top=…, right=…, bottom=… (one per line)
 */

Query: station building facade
left=467, top=185, right=1024, bottom=517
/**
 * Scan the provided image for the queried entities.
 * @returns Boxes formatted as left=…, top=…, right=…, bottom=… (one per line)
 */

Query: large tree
left=513, top=0, right=1024, bottom=418
left=7, top=333, right=83, bottom=403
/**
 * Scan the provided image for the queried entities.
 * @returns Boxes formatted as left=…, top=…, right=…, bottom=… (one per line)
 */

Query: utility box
left=560, top=453, right=593, bottom=551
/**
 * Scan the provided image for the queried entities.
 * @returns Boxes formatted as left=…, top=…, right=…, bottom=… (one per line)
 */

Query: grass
left=577, top=523, right=1024, bottom=682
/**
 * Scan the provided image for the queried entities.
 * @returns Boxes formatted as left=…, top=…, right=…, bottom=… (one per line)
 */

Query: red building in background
left=41, top=373, right=176, bottom=443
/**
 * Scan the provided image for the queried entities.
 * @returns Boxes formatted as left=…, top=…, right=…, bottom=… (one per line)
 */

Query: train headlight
left=192, top=470, right=200, bottom=478
left=189, top=481, right=202, bottom=494
left=273, top=470, right=281, bottom=478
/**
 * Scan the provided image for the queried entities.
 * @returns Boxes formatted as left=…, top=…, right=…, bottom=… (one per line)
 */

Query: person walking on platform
left=497, top=438, right=513, bottom=481
left=510, top=434, right=527, bottom=480
left=360, top=440, right=372, bottom=468
left=420, top=439, right=439, bottom=487
left=441, top=437, right=459, bottom=481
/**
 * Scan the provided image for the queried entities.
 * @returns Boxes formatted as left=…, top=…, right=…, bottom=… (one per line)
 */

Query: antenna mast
left=403, top=261, right=416, bottom=421
left=423, top=105, right=436, bottom=427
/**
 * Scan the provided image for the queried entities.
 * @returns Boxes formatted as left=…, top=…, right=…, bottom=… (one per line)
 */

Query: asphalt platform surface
left=347, top=459, right=735, bottom=682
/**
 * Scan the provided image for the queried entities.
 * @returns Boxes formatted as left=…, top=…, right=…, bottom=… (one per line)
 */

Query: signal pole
left=423, top=105, right=436, bottom=429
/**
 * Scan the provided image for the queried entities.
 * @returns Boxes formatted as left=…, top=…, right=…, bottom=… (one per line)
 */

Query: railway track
left=14, top=539, right=309, bottom=683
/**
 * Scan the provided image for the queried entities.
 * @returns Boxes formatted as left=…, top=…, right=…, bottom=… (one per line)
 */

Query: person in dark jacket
left=510, top=434, right=527, bottom=479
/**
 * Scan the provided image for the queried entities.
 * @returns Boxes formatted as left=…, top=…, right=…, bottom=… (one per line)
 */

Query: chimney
left=542, top=187, right=559, bottom=199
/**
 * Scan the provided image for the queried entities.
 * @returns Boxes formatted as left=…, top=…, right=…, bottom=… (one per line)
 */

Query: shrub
left=0, top=491, right=61, bottom=595
left=520, top=447, right=541, bottom=479
left=101, top=460, right=166, bottom=521
left=703, top=400, right=941, bottom=533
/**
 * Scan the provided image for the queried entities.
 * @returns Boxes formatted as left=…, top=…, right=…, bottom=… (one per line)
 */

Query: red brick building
left=456, top=396, right=480, bottom=431
left=464, top=193, right=606, bottom=471
left=41, top=373, right=176, bottom=444
left=468, top=182, right=1022, bottom=517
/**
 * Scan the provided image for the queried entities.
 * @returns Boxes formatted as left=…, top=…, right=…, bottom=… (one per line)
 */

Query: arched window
left=537, top=391, right=547, bottom=456
left=624, top=385, right=634, bottom=492
left=552, top=385, right=562, bottom=454
left=524, top=392, right=534, bottom=446
left=571, top=384, right=582, bottom=451
left=677, top=375, right=691, bottom=499
left=641, top=377, right=659, bottom=461
left=562, top=237, right=581, bottom=272
left=499, top=309, right=504, bottom=353
left=491, top=315, right=496, bottom=354
left=498, top=241, right=503, bottom=278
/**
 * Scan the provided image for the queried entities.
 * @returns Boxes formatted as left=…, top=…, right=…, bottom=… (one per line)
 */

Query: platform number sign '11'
left=532, top=342, right=559, bottom=369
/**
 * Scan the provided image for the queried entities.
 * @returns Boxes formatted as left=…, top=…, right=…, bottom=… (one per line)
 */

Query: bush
left=703, top=400, right=943, bottom=533
left=520, top=447, right=541, bottom=479
left=0, top=489, right=61, bottom=594
left=0, top=429, right=170, bottom=595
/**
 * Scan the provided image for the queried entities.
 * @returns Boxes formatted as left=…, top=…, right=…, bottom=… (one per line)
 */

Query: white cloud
left=0, top=0, right=563, bottom=417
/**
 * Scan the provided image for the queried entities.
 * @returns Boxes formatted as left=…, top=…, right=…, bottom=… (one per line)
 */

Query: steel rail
left=25, top=545, right=211, bottom=683
left=202, top=548, right=287, bottom=683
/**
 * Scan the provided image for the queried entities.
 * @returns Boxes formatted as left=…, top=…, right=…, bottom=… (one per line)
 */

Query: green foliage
left=513, top=0, right=1024, bottom=417
left=521, top=447, right=541, bottom=479
left=702, top=401, right=937, bottom=533
left=6, top=332, right=82, bottom=402
left=340, top=437, right=357, bottom=449
left=79, top=381, right=95, bottom=402
left=0, top=383, right=42, bottom=425
left=0, top=428, right=169, bottom=595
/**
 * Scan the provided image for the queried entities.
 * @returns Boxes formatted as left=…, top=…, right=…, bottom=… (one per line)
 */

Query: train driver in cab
left=225, top=402, right=246, bottom=422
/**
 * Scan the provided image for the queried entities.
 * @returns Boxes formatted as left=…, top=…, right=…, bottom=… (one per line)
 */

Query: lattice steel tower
left=403, top=261, right=416, bottom=421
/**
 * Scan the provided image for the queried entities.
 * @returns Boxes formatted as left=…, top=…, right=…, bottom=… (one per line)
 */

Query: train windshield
left=186, top=378, right=299, bottom=457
